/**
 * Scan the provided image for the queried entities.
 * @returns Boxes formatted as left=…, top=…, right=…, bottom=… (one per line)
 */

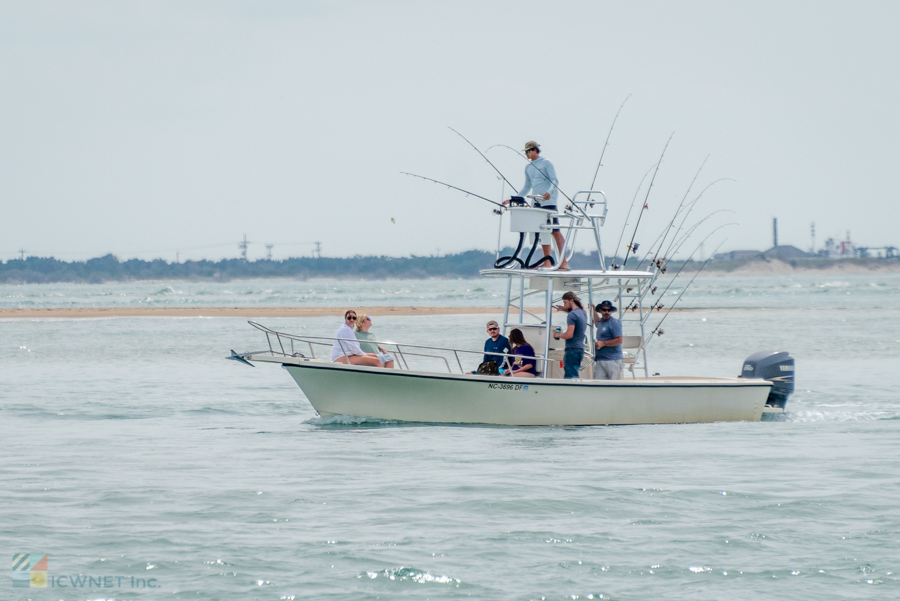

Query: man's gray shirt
left=595, top=316, right=623, bottom=361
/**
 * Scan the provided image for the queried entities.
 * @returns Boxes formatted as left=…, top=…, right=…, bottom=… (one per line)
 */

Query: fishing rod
left=587, top=94, right=630, bottom=203
left=647, top=223, right=736, bottom=312
left=401, top=171, right=546, bottom=268
left=645, top=155, right=708, bottom=268
left=657, top=210, right=736, bottom=273
left=659, top=178, right=735, bottom=263
left=400, top=172, right=504, bottom=208
left=485, top=143, right=576, bottom=206
left=611, top=162, right=658, bottom=269
left=636, top=206, right=734, bottom=273
left=645, top=239, right=727, bottom=345
left=621, top=219, right=734, bottom=314
left=621, top=133, right=674, bottom=270
left=448, top=127, right=520, bottom=195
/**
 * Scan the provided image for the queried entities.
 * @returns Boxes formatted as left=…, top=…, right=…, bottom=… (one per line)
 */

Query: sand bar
left=0, top=306, right=510, bottom=319
left=1, top=306, right=693, bottom=319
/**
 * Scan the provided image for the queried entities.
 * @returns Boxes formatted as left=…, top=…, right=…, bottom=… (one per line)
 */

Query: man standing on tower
left=513, top=141, right=569, bottom=270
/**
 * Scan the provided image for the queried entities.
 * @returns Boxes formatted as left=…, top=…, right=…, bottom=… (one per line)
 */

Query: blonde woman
left=354, top=313, right=395, bottom=369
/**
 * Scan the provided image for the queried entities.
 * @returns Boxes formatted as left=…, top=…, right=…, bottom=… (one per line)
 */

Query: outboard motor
left=740, top=351, right=794, bottom=409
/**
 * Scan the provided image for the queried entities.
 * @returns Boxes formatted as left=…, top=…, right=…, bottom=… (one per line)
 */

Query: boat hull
left=281, top=362, right=771, bottom=425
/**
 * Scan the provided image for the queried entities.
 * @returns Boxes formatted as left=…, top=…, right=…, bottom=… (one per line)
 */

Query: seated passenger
left=331, top=310, right=390, bottom=368
left=504, top=328, right=537, bottom=378
left=354, top=313, right=395, bottom=369
left=468, top=320, right=511, bottom=374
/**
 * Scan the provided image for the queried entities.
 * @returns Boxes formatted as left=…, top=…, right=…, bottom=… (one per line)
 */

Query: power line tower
left=773, top=218, right=778, bottom=248
left=809, top=222, right=815, bottom=254
left=238, top=234, right=249, bottom=261
left=313, top=241, right=321, bottom=259
left=18, top=248, right=27, bottom=261
left=265, top=244, right=274, bottom=261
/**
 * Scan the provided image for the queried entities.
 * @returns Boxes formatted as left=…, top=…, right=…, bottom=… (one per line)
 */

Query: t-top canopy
left=479, top=268, right=653, bottom=279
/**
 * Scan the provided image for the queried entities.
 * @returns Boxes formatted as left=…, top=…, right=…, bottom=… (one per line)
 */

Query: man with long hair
left=552, top=291, right=587, bottom=378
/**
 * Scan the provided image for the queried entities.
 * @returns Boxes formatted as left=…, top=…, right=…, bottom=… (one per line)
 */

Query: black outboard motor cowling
left=740, top=351, right=794, bottom=409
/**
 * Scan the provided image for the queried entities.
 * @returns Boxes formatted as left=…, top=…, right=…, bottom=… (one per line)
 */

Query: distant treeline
left=1, top=251, right=611, bottom=284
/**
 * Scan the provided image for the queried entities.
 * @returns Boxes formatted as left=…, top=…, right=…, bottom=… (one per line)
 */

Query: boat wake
left=765, top=410, right=900, bottom=422
left=305, top=413, right=402, bottom=427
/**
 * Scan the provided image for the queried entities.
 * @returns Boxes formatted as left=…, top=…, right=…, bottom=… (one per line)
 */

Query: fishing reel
left=492, top=209, right=503, bottom=215
left=656, top=328, right=665, bottom=337
left=651, top=286, right=658, bottom=294
left=628, top=242, right=640, bottom=254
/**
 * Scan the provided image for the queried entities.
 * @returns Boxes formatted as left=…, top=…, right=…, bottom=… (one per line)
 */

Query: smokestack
left=773, top=218, right=778, bottom=248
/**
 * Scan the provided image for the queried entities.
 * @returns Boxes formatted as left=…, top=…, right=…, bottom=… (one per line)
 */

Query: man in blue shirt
left=517, top=141, right=569, bottom=270
left=592, top=300, right=624, bottom=380
left=469, top=319, right=511, bottom=374
left=552, top=291, right=587, bottom=378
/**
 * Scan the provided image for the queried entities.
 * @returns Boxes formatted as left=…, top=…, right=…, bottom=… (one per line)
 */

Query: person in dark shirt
left=469, top=319, right=511, bottom=373
left=504, top=328, right=537, bottom=377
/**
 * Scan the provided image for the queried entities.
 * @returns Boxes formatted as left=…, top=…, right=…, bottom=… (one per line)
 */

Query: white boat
left=230, top=191, right=794, bottom=425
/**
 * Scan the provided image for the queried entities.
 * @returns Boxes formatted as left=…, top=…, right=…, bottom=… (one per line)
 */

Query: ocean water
left=3, top=275, right=900, bottom=599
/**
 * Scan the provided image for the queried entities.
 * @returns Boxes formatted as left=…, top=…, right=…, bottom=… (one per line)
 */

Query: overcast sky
left=2, top=1, right=898, bottom=262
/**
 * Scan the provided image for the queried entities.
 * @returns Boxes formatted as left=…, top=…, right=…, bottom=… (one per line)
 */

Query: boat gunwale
left=277, top=359, right=772, bottom=388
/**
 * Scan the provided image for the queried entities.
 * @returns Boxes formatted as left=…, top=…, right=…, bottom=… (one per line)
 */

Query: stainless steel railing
left=247, top=321, right=551, bottom=376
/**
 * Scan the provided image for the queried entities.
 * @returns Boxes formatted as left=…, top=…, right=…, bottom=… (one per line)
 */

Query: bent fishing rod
left=399, top=172, right=504, bottom=207
left=401, top=172, right=554, bottom=269
left=448, top=127, right=520, bottom=195
left=611, top=162, right=658, bottom=269
left=645, top=223, right=736, bottom=313
left=644, top=155, right=708, bottom=269
left=659, top=177, right=736, bottom=262
left=645, top=239, right=727, bottom=345
left=587, top=94, right=630, bottom=204
left=654, top=209, right=736, bottom=273
left=485, top=142, right=580, bottom=211
left=620, top=215, right=734, bottom=312
left=621, top=132, right=674, bottom=270
left=623, top=220, right=734, bottom=314
left=636, top=206, right=735, bottom=273
left=481, top=140, right=603, bottom=226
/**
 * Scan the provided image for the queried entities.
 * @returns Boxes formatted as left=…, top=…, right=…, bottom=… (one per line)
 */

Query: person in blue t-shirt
left=552, top=291, right=587, bottom=379
left=469, top=319, right=511, bottom=374
left=592, top=299, right=624, bottom=380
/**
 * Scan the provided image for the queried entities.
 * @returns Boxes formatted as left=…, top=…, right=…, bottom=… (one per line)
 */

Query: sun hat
left=597, top=300, right=617, bottom=311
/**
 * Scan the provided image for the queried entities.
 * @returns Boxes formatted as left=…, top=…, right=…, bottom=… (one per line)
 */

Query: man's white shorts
left=594, top=359, right=624, bottom=380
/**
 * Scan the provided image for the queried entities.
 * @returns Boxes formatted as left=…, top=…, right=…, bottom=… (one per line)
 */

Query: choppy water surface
left=3, top=275, right=900, bottom=599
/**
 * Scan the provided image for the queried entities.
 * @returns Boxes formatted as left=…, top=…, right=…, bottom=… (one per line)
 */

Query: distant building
left=763, top=245, right=812, bottom=260
left=713, top=249, right=762, bottom=262
left=819, top=235, right=855, bottom=259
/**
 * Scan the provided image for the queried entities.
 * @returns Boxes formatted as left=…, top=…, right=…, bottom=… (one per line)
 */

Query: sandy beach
left=0, top=306, right=509, bottom=319
left=0, top=306, right=696, bottom=319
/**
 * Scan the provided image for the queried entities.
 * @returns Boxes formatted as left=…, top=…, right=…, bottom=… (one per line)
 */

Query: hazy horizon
left=2, top=1, right=898, bottom=262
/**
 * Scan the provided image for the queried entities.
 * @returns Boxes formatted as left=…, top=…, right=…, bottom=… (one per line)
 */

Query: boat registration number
left=487, top=383, right=529, bottom=391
